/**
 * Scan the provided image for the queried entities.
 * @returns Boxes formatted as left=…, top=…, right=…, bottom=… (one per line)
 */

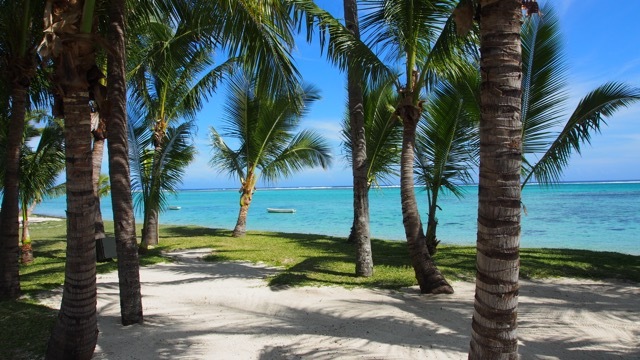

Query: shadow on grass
left=0, top=300, right=57, bottom=360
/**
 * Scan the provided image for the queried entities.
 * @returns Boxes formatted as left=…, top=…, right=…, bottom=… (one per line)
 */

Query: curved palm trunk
left=469, top=1, right=523, bottom=358
left=397, top=99, right=453, bottom=294
left=344, top=0, right=373, bottom=277
left=0, top=85, right=27, bottom=299
left=106, top=0, right=143, bottom=325
left=232, top=175, right=255, bottom=237
left=46, top=91, right=98, bottom=360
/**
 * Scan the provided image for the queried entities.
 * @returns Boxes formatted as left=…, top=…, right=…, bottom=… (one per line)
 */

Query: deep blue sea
left=34, top=182, right=640, bottom=255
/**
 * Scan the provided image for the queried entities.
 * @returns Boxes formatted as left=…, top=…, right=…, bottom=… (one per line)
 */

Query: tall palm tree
left=104, top=0, right=144, bottom=326
left=127, top=10, right=231, bottom=248
left=415, top=66, right=480, bottom=255
left=293, top=0, right=474, bottom=293
left=18, top=117, right=65, bottom=265
left=343, top=0, right=374, bottom=277
left=0, top=0, right=45, bottom=300
left=209, top=71, right=332, bottom=237
left=518, top=6, right=640, bottom=187
left=469, top=0, right=523, bottom=358
left=39, top=0, right=101, bottom=357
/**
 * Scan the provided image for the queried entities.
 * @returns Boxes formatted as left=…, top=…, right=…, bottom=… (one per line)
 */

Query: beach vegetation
left=296, top=0, right=476, bottom=294
left=518, top=6, right=640, bottom=187
left=0, top=0, right=47, bottom=301
left=414, top=63, right=479, bottom=256
left=17, top=116, right=65, bottom=265
left=126, top=7, right=225, bottom=249
left=342, top=0, right=374, bottom=277
left=209, top=70, right=333, bottom=237
left=341, top=76, right=402, bottom=276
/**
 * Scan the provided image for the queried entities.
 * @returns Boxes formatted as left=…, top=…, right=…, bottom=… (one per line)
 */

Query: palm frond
left=415, top=67, right=480, bottom=198
left=288, top=0, right=393, bottom=88
left=524, top=82, right=640, bottom=185
left=520, top=6, right=568, bottom=157
left=261, top=130, right=333, bottom=183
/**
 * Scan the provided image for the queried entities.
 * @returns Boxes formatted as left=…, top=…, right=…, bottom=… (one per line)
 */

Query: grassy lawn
left=1, top=219, right=638, bottom=359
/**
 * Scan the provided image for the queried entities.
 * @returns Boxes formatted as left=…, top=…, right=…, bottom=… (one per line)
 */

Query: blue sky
left=174, top=0, right=640, bottom=190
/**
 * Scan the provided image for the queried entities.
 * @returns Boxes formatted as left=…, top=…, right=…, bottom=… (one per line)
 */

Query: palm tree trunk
left=92, top=135, right=106, bottom=240
left=397, top=99, right=453, bottom=294
left=344, top=0, right=373, bottom=277
left=425, top=190, right=440, bottom=255
left=233, top=204, right=250, bottom=237
left=20, top=205, right=33, bottom=265
left=0, top=85, right=26, bottom=299
left=46, top=91, right=98, bottom=360
left=106, top=0, right=143, bottom=325
left=468, top=1, right=523, bottom=358
left=142, top=208, right=160, bottom=247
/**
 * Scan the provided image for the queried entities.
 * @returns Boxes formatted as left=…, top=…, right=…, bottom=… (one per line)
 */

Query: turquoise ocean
left=34, top=181, right=639, bottom=255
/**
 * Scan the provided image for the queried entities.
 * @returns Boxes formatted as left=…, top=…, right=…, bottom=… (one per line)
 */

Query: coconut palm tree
left=292, top=0, right=475, bottom=294
left=468, top=0, right=524, bottom=357
left=415, top=67, right=480, bottom=255
left=129, top=117, right=196, bottom=249
left=0, top=0, right=46, bottom=300
left=341, top=80, right=402, bottom=235
left=209, top=71, right=332, bottom=237
left=127, top=9, right=232, bottom=248
left=39, top=0, right=103, bottom=356
left=343, top=0, right=374, bottom=277
left=18, top=117, right=65, bottom=265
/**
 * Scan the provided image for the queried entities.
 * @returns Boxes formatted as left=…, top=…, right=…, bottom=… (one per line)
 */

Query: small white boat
left=267, top=208, right=296, bottom=213
left=168, top=206, right=182, bottom=210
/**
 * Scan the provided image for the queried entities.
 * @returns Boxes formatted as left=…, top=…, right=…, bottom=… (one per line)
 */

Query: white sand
left=38, top=249, right=639, bottom=359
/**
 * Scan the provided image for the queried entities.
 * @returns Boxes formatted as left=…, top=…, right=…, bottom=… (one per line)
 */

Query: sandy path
left=39, top=249, right=639, bottom=359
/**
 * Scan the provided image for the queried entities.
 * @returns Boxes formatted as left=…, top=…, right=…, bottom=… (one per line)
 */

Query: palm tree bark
left=142, top=208, right=160, bottom=247
left=343, top=0, right=373, bottom=277
left=20, top=206, right=34, bottom=265
left=469, top=1, right=523, bottom=358
left=92, top=134, right=106, bottom=240
left=0, top=84, right=27, bottom=299
left=397, top=97, right=453, bottom=294
left=106, top=0, right=143, bottom=325
left=233, top=178, right=255, bottom=237
left=46, top=91, right=98, bottom=360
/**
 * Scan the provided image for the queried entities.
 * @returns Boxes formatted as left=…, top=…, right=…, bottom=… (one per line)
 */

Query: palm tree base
left=20, top=244, right=33, bottom=265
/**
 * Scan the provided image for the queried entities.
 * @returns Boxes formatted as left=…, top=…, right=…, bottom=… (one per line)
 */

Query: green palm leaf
left=520, top=5, right=640, bottom=186
left=341, top=78, right=402, bottom=187
left=525, top=82, right=640, bottom=185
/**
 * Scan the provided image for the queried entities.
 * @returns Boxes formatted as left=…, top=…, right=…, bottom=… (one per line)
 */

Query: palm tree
left=518, top=6, right=640, bottom=187
left=130, top=117, right=196, bottom=248
left=343, top=0, right=374, bottom=277
left=415, top=67, right=480, bottom=255
left=0, top=0, right=45, bottom=300
left=341, top=80, right=402, bottom=234
left=209, top=71, right=332, bottom=237
left=39, top=0, right=101, bottom=357
left=293, top=0, right=475, bottom=293
left=104, top=0, right=143, bottom=326
left=127, top=9, right=231, bottom=248
left=18, top=117, right=65, bottom=265
left=469, top=0, right=523, bottom=358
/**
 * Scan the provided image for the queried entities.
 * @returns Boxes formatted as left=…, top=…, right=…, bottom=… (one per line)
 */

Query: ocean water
left=34, top=182, right=640, bottom=255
